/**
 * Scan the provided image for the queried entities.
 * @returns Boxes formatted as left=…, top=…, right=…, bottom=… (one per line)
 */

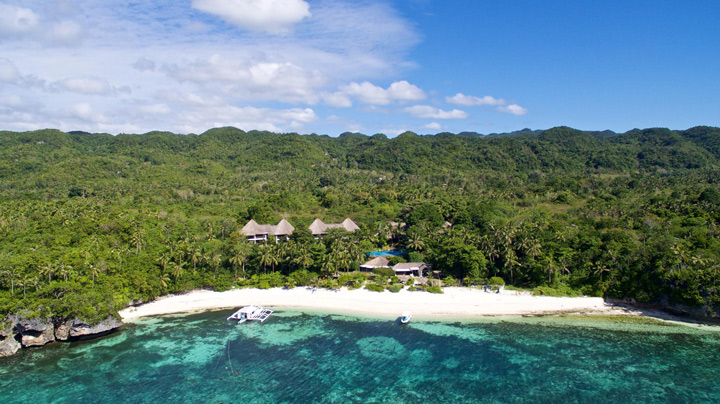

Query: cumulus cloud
left=339, top=80, right=425, bottom=105
left=447, top=92, right=528, bottom=116
left=139, top=104, right=172, bottom=115
left=72, top=102, right=107, bottom=123
left=51, top=77, right=114, bottom=95
left=322, top=91, right=352, bottom=108
left=403, top=105, right=468, bottom=119
left=0, top=58, right=22, bottom=83
left=0, top=4, right=39, bottom=37
left=166, top=55, right=326, bottom=103
left=498, top=104, right=528, bottom=116
left=446, top=93, right=506, bottom=106
left=192, top=0, right=311, bottom=34
left=47, top=20, right=83, bottom=45
left=133, top=57, right=156, bottom=72
left=423, top=122, right=442, bottom=131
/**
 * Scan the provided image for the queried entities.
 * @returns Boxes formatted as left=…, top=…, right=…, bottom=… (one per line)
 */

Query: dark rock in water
left=55, top=321, right=72, bottom=341
left=0, top=335, right=21, bottom=357
left=69, top=317, right=122, bottom=339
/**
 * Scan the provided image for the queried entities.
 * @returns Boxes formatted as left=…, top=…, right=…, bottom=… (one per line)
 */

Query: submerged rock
left=0, top=335, right=21, bottom=357
left=69, top=317, right=122, bottom=339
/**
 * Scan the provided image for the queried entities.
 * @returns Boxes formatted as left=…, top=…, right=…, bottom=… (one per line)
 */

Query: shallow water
left=1, top=311, right=719, bottom=403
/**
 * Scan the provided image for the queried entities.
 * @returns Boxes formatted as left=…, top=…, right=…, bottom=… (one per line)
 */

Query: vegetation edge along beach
left=1, top=125, right=720, bottom=357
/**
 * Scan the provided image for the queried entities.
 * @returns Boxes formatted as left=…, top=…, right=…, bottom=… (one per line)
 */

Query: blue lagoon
left=1, top=311, right=719, bottom=403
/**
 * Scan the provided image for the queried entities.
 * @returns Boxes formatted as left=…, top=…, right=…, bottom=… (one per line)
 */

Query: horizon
left=1, top=1, right=718, bottom=136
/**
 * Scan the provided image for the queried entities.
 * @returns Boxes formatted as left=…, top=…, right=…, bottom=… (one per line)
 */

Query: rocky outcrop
left=68, top=317, right=122, bottom=339
left=0, top=315, right=123, bottom=356
left=16, top=318, right=55, bottom=347
left=0, top=335, right=21, bottom=357
left=54, top=320, right=72, bottom=341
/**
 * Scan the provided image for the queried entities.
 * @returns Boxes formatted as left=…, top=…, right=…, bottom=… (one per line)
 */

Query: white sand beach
left=119, top=287, right=624, bottom=322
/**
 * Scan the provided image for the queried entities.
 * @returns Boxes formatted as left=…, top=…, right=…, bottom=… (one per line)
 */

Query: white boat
left=227, top=305, right=273, bottom=324
left=400, top=311, right=412, bottom=324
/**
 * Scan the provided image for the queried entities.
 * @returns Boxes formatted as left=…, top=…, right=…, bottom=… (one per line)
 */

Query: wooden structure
left=240, top=219, right=294, bottom=243
left=392, top=262, right=428, bottom=277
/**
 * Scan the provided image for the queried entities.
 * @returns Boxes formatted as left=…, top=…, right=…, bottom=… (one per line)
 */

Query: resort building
left=240, top=219, right=295, bottom=243
left=359, top=256, right=391, bottom=271
left=309, top=218, right=360, bottom=237
left=392, top=262, right=428, bottom=277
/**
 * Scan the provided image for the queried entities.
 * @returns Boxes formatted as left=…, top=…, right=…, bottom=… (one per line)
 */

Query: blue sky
left=0, top=0, right=718, bottom=136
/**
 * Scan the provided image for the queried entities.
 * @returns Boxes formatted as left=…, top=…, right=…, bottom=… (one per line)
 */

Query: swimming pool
left=366, top=250, right=407, bottom=257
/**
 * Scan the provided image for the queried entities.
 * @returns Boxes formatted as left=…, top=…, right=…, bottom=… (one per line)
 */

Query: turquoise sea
left=1, top=310, right=719, bottom=403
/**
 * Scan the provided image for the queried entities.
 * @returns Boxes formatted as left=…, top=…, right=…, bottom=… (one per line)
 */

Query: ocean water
left=1, top=311, right=719, bottom=403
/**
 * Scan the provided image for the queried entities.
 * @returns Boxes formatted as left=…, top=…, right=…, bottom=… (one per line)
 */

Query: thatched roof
left=308, top=218, right=326, bottom=235
left=393, top=262, right=428, bottom=271
left=309, top=217, right=359, bottom=235
left=274, top=218, right=295, bottom=235
left=360, top=256, right=390, bottom=269
left=241, top=219, right=295, bottom=236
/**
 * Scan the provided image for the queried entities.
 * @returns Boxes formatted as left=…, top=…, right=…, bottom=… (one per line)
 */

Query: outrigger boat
left=400, top=311, right=412, bottom=324
left=227, top=305, right=273, bottom=324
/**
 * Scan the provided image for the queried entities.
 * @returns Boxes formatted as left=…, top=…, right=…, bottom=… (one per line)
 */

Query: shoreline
left=119, top=286, right=648, bottom=323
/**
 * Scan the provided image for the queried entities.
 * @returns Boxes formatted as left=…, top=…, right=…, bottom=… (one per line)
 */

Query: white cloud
left=0, top=4, right=39, bottom=36
left=423, top=122, right=442, bottom=131
left=403, top=105, right=468, bottom=119
left=340, top=80, right=425, bottom=105
left=192, top=0, right=311, bottom=34
left=72, top=102, right=107, bottom=123
left=47, top=20, right=83, bottom=45
left=139, top=104, right=172, bottom=115
left=132, top=57, right=156, bottom=72
left=166, top=55, right=326, bottom=103
left=498, top=104, right=528, bottom=116
left=0, top=58, right=22, bottom=83
left=446, top=93, right=506, bottom=106
left=322, top=91, right=352, bottom=108
left=51, top=77, right=113, bottom=95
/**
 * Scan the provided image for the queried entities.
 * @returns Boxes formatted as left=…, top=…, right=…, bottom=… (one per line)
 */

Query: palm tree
left=171, top=261, right=185, bottom=285
left=259, top=245, right=278, bottom=274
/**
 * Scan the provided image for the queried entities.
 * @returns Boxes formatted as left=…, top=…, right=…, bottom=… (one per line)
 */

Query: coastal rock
left=55, top=321, right=72, bottom=341
left=0, top=335, right=21, bottom=357
left=16, top=318, right=56, bottom=347
left=69, top=316, right=122, bottom=339
left=21, top=327, right=55, bottom=347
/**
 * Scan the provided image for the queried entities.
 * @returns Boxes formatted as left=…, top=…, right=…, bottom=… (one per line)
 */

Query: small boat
left=227, top=305, right=273, bottom=324
left=400, top=311, right=412, bottom=324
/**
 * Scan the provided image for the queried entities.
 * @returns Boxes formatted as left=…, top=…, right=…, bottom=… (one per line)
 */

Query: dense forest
left=1, top=125, right=719, bottom=324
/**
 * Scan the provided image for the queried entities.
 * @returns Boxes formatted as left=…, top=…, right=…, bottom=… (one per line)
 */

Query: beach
left=119, top=287, right=625, bottom=321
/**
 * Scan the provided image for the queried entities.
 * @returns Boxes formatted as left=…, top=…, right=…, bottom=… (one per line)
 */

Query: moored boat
left=227, top=305, right=273, bottom=324
left=400, top=311, right=412, bottom=324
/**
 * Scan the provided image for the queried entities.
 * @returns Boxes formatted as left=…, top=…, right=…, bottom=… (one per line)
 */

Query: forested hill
left=0, top=126, right=719, bottom=324
left=2, top=126, right=720, bottom=191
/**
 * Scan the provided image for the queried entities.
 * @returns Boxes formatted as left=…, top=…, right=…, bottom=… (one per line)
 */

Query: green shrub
left=372, top=267, right=395, bottom=277
left=406, top=277, right=415, bottom=286
left=387, top=284, right=403, bottom=293
left=443, top=276, right=459, bottom=287
left=427, top=285, right=443, bottom=294
left=489, top=277, right=505, bottom=286
left=365, top=283, right=385, bottom=292
left=408, top=286, right=417, bottom=291
left=258, top=280, right=270, bottom=289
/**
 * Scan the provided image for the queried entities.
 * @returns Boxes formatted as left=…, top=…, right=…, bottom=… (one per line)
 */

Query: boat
left=400, top=311, right=412, bottom=324
left=227, top=305, right=274, bottom=324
